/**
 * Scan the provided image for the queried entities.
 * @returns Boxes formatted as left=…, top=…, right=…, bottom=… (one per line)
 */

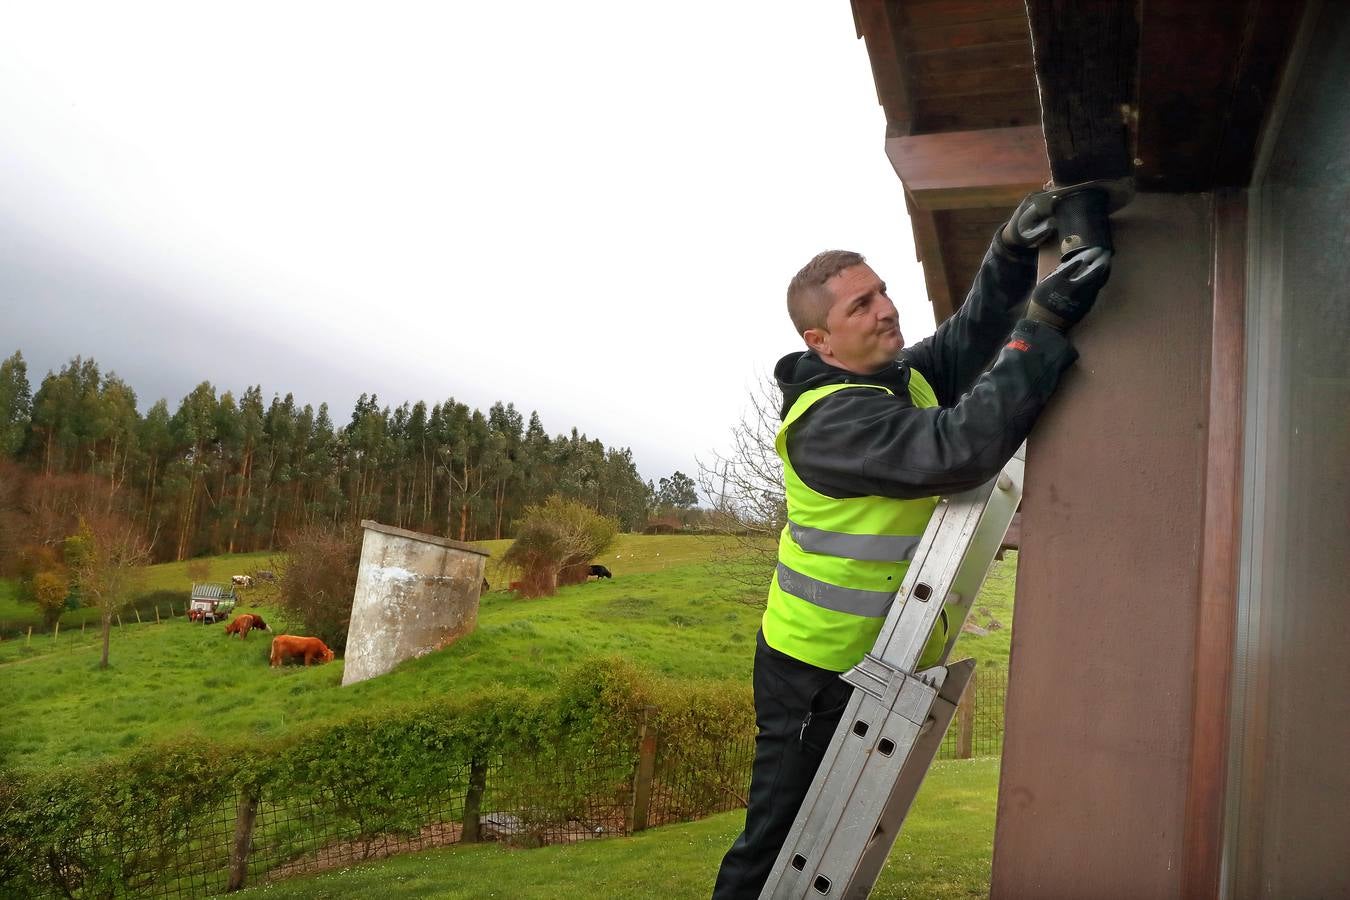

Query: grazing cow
left=269, top=635, right=335, bottom=667
left=224, top=614, right=261, bottom=638
left=481, top=577, right=490, bottom=593
left=509, top=580, right=523, bottom=592
left=231, top=574, right=254, bottom=588
left=589, top=564, right=613, bottom=579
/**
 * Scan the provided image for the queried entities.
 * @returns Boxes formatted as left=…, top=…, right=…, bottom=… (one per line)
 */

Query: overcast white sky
left=0, top=1, right=936, bottom=485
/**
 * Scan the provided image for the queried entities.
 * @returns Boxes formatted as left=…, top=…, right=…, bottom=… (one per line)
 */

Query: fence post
left=628, top=706, right=659, bottom=833
left=116, top=615, right=123, bottom=629
left=26, top=627, right=31, bottom=646
left=957, top=668, right=978, bottom=759
left=462, top=758, right=488, bottom=842
left=155, top=606, right=161, bottom=624
left=53, top=621, right=60, bottom=641
left=226, top=786, right=260, bottom=892
left=134, top=608, right=142, bottom=624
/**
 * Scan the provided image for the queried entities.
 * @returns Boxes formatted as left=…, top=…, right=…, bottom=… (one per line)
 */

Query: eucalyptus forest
left=0, top=350, right=678, bottom=564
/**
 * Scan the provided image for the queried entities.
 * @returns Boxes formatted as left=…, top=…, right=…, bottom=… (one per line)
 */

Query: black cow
left=589, top=564, right=613, bottom=579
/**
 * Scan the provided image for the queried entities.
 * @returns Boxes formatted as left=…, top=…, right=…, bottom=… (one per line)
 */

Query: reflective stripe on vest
left=787, top=522, right=923, bottom=563
left=762, top=370, right=943, bottom=672
left=775, top=562, right=898, bottom=617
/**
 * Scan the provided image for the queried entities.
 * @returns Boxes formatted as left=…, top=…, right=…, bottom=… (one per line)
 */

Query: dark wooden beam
left=1026, top=0, right=1139, bottom=184
left=852, top=0, right=915, bottom=135
left=906, top=198, right=956, bottom=323
left=902, top=0, right=1028, bottom=31
left=1180, top=190, right=1247, bottom=899
left=1135, top=0, right=1306, bottom=190
left=887, top=125, right=1048, bottom=210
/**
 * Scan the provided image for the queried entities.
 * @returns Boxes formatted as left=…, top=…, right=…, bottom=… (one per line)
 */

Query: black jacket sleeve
left=902, top=232, right=1039, bottom=406
left=786, top=319, right=1076, bottom=499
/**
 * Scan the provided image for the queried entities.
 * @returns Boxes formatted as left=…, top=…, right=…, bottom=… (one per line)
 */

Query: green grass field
left=236, top=758, right=1001, bottom=900
left=0, top=537, right=1016, bottom=773
left=0, top=550, right=276, bottom=657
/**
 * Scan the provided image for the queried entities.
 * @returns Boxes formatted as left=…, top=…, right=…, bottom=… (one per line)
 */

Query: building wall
left=991, top=194, right=1214, bottom=898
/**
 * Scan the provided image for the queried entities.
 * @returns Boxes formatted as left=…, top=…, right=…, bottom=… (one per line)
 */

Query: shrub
left=502, top=496, right=617, bottom=597
left=272, top=523, right=361, bottom=651
left=31, top=570, right=69, bottom=627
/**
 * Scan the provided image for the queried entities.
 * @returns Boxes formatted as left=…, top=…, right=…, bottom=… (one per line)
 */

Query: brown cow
left=269, top=635, right=335, bottom=667
left=224, top=613, right=270, bottom=639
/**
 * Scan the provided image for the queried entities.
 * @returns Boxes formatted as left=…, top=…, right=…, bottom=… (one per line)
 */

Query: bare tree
left=696, top=375, right=786, bottom=603
left=66, top=511, right=149, bottom=669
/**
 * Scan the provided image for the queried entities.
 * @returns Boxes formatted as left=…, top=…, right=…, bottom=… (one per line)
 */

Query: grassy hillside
left=236, top=758, right=1001, bottom=900
left=0, top=550, right=276, bottom=643
left=0, top=537, right=1017, bottom=772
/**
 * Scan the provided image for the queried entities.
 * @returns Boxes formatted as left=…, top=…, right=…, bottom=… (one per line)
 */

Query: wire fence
left=17, top=667, right=1008, bottom=898
left=938, top=665, right=1009, bottom=760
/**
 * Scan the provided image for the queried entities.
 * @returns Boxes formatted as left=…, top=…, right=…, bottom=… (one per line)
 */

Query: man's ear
left=802, top=327, right=829, bottom=356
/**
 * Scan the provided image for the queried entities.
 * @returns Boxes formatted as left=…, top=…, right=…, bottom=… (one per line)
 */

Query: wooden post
left=134, top=608, right=142, bottom=625
left=82, top=621, right=86, bottom=635
left=116, top=615, right=123, bottom=629
left=155, top=606, right=161, bottom=624
left=629, top=707, right=659, bottom=833
left=26, top=627, right=31, bottom=646
left=53, top=621, right=60, bottom=641
left=462, top=759, right=488, bottom=842
left=957, top=669, right=978, bottom=760
left=225, top=787, right=260, bottom=892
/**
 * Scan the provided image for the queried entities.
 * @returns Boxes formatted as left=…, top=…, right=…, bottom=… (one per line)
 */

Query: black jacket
left=776, top=235, right=1078, bottom=500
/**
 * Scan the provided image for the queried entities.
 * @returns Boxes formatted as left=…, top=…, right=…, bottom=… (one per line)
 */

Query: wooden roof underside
left=851, top=0, right=1304, bottom=323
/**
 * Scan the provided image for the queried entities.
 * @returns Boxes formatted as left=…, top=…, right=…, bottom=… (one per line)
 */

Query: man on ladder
left=712, top=192, right=1115, bottom=899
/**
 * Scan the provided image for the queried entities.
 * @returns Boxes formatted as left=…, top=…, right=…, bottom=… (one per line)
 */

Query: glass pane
left=1230, top=4, right=1350, bottom=897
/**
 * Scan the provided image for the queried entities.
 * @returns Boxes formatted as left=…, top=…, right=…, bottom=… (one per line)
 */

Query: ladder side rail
left=766, top=675, right=939, bottom=899
left=842, top=661, right=976, bottom=900
left=804, top=676, right=946, bottom=897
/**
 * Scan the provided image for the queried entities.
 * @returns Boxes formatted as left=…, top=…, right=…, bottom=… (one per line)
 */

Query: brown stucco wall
left=991, top=194, right=1214, bottom=898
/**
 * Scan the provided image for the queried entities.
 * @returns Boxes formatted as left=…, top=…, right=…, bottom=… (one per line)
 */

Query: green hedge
left=0, top=657, right=753, bottom=897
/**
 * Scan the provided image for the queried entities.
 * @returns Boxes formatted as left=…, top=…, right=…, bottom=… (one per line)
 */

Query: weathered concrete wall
left=342, top=520, right=489, bottom=687
left=991, top=194, right=1213, bottom=898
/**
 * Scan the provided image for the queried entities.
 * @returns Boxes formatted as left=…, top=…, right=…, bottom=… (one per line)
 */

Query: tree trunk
left=228, top=442, right=251, bottom=554
left=494, top=480, right=504, bottom=540
left=100, top=607, right=111, bottom=669
left=177, top=473, right=198, bottom=561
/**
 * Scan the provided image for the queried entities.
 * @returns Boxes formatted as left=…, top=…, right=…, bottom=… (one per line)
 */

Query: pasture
left=0, top=536, right=1017, bottom=774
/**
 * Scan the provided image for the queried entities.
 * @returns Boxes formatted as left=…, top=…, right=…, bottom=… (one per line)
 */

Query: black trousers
left=712, top=630, right=853, bottom=899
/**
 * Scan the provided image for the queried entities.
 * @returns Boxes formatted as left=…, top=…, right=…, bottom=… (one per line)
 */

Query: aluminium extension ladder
left=760, top=444, right=1025, bottom=900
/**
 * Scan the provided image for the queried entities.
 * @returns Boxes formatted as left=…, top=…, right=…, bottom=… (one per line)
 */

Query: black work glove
left=1026, top=247, right=1112, bottom=332
left=1001, top=192, right=1056, bottom=251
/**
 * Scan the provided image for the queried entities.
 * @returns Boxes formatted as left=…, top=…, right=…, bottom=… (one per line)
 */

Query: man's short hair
left=786, top=250, right=866, bottom=335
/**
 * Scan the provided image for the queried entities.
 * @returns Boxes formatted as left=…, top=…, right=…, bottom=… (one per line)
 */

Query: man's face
left=805, top=264, right=904, bottom=374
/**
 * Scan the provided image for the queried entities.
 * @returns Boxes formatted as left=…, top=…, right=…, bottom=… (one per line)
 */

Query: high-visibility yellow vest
left=762, top=370, right=948, bottom=672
